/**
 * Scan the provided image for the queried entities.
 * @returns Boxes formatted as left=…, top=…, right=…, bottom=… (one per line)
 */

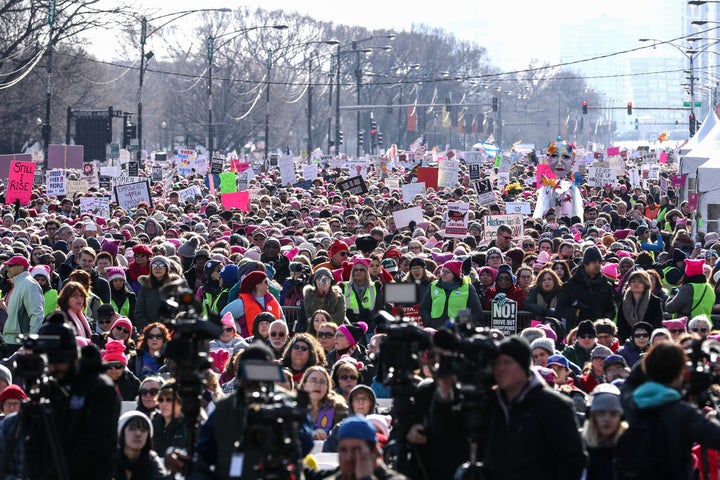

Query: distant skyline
left=91, top=0, right=683, bottom=73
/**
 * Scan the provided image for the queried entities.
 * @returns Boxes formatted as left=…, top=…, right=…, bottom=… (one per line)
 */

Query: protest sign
left=48, top=145, right=83, bottom=169
left=608, top=156, right=625, bottom=177
left=237, top=171, right=252, bottom=191
left=79, top=197, right=110, bottom=218
left=463, top=151, right=484, bottom=164
left=587, top=166, right=617, bottom=187
left=491, top=297, right=518, bottom=336
left=392, top=206, right=424, bottom=229
left=416, top=167, right=438, bottom=191
left=438, top=158, right=460, bottom=188
left=7, top=161, right=35, bottom=205
left=294, top=180, right=313, bottom=190
left=402, top=182, right=425, bottom=203
left=671, top=174, right=687, bottom=187
left=483, top=214, right=524, bottom=242
left=385, top=177, right=400, bottom=191
left=445, top=202, right=469, bottom=238
left=660, top=175, right=668, bottom=195
left=629, top=168, right=641, bottom=187
left=210, top=155, right=224, bottom=174
left=176, top=149, right=196, bottom=176
left=535, top=164, right=556, bottom=188
left=100, top=166, right=121, bottom=177
left=151, top=165, right=163, bottom=182
left=606, top=146, right=620, bottom=156
left=128, top=161, right=139, bottom=176
left=177, top=185, right=202, bottom=203
left=46, top=169, right=66, bottom=196
left=0, top=154, right=32, bottom=178
left=114, top=181, right=152, bottom=210
left=301, top=164, right=318, bottom=180
left=688, top=192, right=699, bottom=210
left=647, top=164, right=660, bottom=181
left=347, top=160, right=368, bottom=180
left=219, top=172, right=238, bottom=193
left=221, top=191, right=249, bottom=211
left=98, top=175, right=112, bottom=191
left=337, top=176, right=368, bottom=195
left=505, top=202, right=531, bottom=215
left=474, top=179, right=496, bottom=206
left=468, top=163, right=481, bottom=180
left=278, top=155, right=296, bottom=186
left=497, top=173, right=510, bottom=191
left=66, top=180, right=89, bottom=198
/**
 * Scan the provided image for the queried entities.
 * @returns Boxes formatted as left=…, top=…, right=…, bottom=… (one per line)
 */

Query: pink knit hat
left=102, top=339, right=128, bottom=365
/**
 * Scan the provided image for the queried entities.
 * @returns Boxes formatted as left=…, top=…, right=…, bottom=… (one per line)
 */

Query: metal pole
left=497, top=95, right=503, bottom=148
left=355, top=43, right=361, bottom=157
left=307, top=54, right=313, bottom=158
left=335, top=44, right=341, bottom=156
left=265, top=49, right=272, bottom=161
left=137, top=17, right=147, bottom=160
left=327, top=56, right=334, bottom=155
left=43, top=0, right=55, bottom=171
left=207, top=35, right=214, bottom=159
left=691, top=56, right=696, bottom=122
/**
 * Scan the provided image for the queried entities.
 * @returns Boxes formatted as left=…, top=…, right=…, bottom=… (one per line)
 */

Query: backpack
left=613, top=407, right=672, bottom=480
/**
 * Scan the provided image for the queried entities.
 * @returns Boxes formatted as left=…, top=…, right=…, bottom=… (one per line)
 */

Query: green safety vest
left=429, top=280, right=470, bottom=320
left=111, top=298, right=130, bottom=317
left=210, top=288, right=229, bottom=314
left=690, top=282, right=715, bottom=319
left=343, top=283, right=377, bottom=313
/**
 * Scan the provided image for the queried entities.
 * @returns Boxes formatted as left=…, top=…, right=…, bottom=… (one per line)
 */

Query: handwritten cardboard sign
left=445, top=202, right=469, bottom=238
left=337, top=176, right=368, bottom=195
left=114, top=181, right=152, bottom=210
left=46, top=169, right=66, bottom=196
left=483, top=214, right=524, bottom=242
left=79, top=197, right=110, bottom=218
left=7, top=161, right=35, bottom=205
left=402, top=182, right=425, bottom=203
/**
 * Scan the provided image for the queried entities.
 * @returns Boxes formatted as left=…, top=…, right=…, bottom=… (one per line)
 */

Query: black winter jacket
left=556, top=268, right=616, bottom=330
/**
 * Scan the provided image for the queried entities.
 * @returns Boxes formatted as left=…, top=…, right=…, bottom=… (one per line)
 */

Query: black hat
left=635, top=225, right=649, bottom=237
left=408, top=257, right=426, bottom=269
left=97, top=304, right=115, bottom=321
left=632, top=321, right=653, bottom=336
left=355, top=235, right=378, bottom=253
left=498, top=336, right=532, bottom=374
left=582, top=246, right=603, bottom=265
left=577, top=320, right=597, bottom=338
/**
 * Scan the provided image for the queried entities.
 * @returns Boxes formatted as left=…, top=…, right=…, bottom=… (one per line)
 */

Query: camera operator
left=188, top=343, right=314, bottom=480
left=483, top=336, right=586, bottom=480
left=0, top=311, right=120, bottom=479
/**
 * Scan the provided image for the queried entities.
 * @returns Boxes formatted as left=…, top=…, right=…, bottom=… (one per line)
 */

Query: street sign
left=683, top=102, right=702, bottom=107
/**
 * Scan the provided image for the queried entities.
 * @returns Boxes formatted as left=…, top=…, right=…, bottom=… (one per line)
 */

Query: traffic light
left=492, top=97, right=498, bottom=112
left=582, top=101, right=587, bottom=114
left=377, top=132, right=383, bottom=146
left=627, top=102, right=633, bottom=115
left=634, top=118, right=639, bottom=130
left=358, top=130, right=364, bottom=146
left=338, top=130, right=344, bottom=145
left=370, top=120, right=378, bottom=147
left=123, top=122, right=137, bottom=148
left=690, top=114, right=696, bottom=136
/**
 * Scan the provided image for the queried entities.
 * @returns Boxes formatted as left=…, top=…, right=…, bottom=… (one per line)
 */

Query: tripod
left=0, top=384, right=68, bottom=480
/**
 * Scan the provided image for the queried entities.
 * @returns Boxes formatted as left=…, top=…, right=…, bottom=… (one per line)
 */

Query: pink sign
left=0, top=154, right=32, bottom=178
left=606, top=146, right=620, bottom=156
left=536, top=164, right=556, bottom=188
left=221, top=191, right=249, bottom=211
left=688, top=192, right=699, bottom=210
left=671, top=174, right=687, bottom=187
left=659, top=151, right=667, bottom=164
left=7, top=160, right=35, bottom=205
left=48, top=144, right=83, bottom=169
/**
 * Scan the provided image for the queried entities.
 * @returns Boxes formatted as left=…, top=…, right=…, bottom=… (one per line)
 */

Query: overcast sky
left=89, top=0, right=664, bottom=71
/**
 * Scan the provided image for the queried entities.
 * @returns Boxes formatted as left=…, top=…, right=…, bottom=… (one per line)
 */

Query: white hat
left=117, top=410, right=154, bottom=440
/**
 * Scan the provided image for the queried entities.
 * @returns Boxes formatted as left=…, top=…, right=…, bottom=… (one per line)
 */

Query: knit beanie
left=409, top=257, right=427, bottom=269
left=632, top=321, right=653, bottom=336
left=219, top=264, right=239, bottom=285
left=30, top=265, right=51, bottom=282
left=101, top=239, right=120, bottom=258
left=337, top=322, right=369, bottom=345
left=498, top=336, right=532, bottom=374
left=662, top=317, right=688, bottom=332
left=177, top=236, right=200, bottom=259
left=106, top=266, right=127, bottom=283
left=0, top=384, right=26, bottom=405
left=588, top=384, right=623, bottom=413
left=590, top=344, right=613, bottom=360
left=530, top=337, right=555, bottom=355
left=239, top=270, right=268, bottom=294
left=102, top=339, right=128, bottom=365
left=672, top=248, right=688, bottom=264
left=577, top=320, right=597, bottom=337
left=442, top=260, right=463, bottom=279
left=684, top=258, right=705, bottom=277
left=117, top=410, right=154, bottom=439
left=582, top=246, right=603, bottom=264
left=328, top=239, right=349, bottom=256
left=496, top=263, right=516, bottom=285
left=0, top=364, right=11, bottom=386
left=337, top=415, right=378, bottom=443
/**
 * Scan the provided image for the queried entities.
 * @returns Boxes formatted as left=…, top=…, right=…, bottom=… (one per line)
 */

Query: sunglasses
left=98, top=319, right=113, bottom=325
left=114, top=326, right=130, bottom=334
left=157, top=397, right=175, bottom=403
left=139, top=388, right=160, bottom=396
left=151, top=263, right=167, bottom=269
left=501, top=235, right=512, bottom=240
left=222, top=327, right=235, bottom=333
left=634, top=332, right=650, bottom=338
left=292, top=344, right=309, bottom=352
left=270, top=331, right=286, bottom=337
left=318, top=331, right=334, bottom=338
left=691, top=328, right=709, bottom=333
left=106, top=363, right=125, bottom=370
left=670, top=329, right=685, bottom=334
left=522, top=243, right=535, bottom=248
left=339, top=374, right=358, bottom=381
left=578, top=334, right=595, bottom=340
left=146, top=333, right=164, bottom=340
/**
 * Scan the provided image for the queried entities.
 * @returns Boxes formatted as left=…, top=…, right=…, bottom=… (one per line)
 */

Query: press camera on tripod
left=432, top=310, right=498, bottom=480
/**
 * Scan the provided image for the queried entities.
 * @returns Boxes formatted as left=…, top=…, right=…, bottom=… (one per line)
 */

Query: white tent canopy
left=678, top=109, right=719, bottom=156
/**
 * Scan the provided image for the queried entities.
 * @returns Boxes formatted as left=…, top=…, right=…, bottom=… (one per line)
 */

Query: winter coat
left=562, top=341, right=595, bottom=371
left=135, top=274, right=182, bottom=330
left=299, top=283, right=347, bottom=329
left=617, top=338, right=648, bottom=369
left=151, top=414, right=187, bottom=457
left=556, top=268, right=616, bottom=330
left=113, top=368, right=142, bottom=401
left=524, top=285, right=560, bottom=319
left=89, top=268, right=111, bottom=304
left=616, top=291, right=664, bottom=342
left=113, top=450, right=168, bottom=480
left=483, top=284, right=527, bottom=310
left=483, top=374, right=587, bottom=480
left=1, top=270, right=45, bottom=347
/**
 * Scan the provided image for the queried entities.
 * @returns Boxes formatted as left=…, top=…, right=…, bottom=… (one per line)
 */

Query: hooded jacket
left=556, top=266, right=616, bottom=330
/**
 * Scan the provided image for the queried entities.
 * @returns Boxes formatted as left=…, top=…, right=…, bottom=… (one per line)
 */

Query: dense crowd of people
left=0, top=141, right=718, bottom=479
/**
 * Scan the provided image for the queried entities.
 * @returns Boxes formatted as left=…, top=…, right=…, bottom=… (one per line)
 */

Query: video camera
left=15, top=334, right=60, bottom=386
left=685, top=338, right=720, bottom=409
left=374, top=310, right=432, bottom=384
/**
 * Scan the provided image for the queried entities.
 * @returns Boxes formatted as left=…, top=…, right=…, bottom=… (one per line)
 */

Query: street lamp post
left=42, top=0, right=56, bottom=172
left=306, top=41, right=340, bottom=157
left=206, top=25, right=287, bottom=161
left=353, top=43, right=393, bottom=157
left=137, top=8, right=231, bottom=162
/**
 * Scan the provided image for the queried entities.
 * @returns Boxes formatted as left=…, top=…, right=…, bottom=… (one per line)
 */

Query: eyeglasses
left=352, top=396, right=370, bottom=403
left=222, top=327, right=235, bottom=333
left=151, top=263, right=167, bottom=269
left=339, top=374, right=358, bottom=381
left=633, top=332, right=650, bottom=338
left=270, top=331, right=286, bottom=337
left=106, top=362, right=125, bottom=370
left=98, top=319, right=113, bottom=325
left=114, top=326, right=130, bottom=335
left=522, top=243, right=535, bottom=248
left=318, top=331, right=334, bottom=338
left=292, top=344, right=309, bottom=352
left=146, top=333, right=164, bottom=340
left=578, top=334, right=595, bottom=340
left=670, top=329, right=685, bottom=334
left=306, top=378, right=328, bottom=386
left=157, top=397, right=175, bottom=403
left=691, top=328, right=709, bottom=333
left=139, top=388, right=160, bottom=396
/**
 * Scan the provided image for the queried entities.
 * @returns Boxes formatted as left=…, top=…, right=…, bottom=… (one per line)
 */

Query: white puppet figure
left=533, top=141, right=584, bottom=219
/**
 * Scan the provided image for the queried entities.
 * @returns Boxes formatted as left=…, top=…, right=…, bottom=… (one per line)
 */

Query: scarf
left=67, top=309, right=92, bottom=338
left=621, top=289, right=650, bottom=328
left=536, top=288, right=559, bottom=309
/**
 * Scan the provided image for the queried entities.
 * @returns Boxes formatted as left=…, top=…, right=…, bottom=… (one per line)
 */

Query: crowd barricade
left=283, top=306, right=302, bottom=327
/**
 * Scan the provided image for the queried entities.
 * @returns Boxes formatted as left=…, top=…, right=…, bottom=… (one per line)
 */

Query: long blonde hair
left=582, top=411, right=628, bottom=448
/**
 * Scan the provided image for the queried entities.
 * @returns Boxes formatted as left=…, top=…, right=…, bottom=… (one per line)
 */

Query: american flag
left=407, top=134, right=427, bottom=154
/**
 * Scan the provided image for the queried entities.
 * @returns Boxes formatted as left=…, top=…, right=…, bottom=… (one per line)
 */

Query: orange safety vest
left=238, top=292, right=282, bottom=336
left=644, top=204, right=660, bottom=220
